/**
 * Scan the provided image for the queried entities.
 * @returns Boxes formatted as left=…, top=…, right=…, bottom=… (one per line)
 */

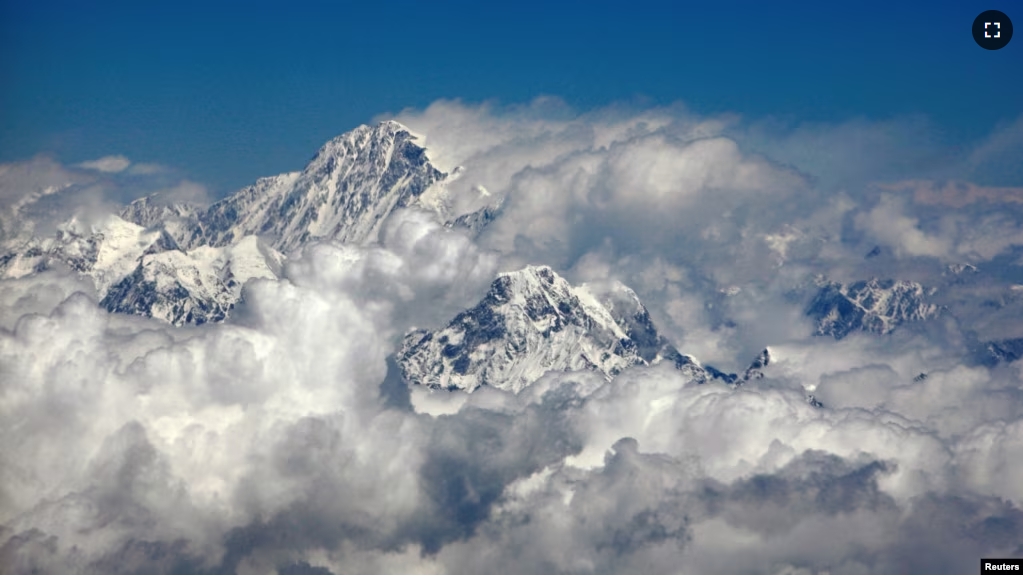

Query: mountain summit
left=398, top=265, right=727, bottom=393
left=137, top=120, right=446, bottom=253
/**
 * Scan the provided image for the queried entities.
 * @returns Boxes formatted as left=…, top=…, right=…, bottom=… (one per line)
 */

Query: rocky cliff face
left=807, top=278, right=940, bottom=339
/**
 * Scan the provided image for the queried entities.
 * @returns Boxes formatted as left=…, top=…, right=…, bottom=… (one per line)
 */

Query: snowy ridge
left=119, top=195, right=199, bottom=230
left=1, top=211, right=283, bottom=326
left=807, top=278, right=940, bottom=339
left=398, top=265, right=726, bottom=393
left=181, top=121, right=446, bottom=252
left=0, top=215, right=164, bottom=294
left=101, top=235, right=282, bottom=326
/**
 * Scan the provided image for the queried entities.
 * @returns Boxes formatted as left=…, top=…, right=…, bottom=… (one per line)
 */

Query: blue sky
left=2, top=0, right=1020, bottom=194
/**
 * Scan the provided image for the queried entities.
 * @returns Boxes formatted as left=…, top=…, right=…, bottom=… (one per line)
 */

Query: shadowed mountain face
left=807, top=278, right=940, bottom=340
left=979, top=337, right=1023, bottom=366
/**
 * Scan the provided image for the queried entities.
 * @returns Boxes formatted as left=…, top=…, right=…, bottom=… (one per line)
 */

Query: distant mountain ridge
left=807, top=277, right=940, bottom=339
left=979, top=337, right=1023, bottom=366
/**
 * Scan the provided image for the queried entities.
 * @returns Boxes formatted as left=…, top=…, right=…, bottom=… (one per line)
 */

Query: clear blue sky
left=1, top=0, right=1020, bottom=195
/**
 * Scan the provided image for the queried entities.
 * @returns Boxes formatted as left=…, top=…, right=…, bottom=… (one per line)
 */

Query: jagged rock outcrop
left=807, top=278, right=940, bottom=339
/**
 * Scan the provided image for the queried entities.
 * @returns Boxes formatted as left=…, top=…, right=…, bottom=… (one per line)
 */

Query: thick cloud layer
left=3, top=101, right=1023, bottom=573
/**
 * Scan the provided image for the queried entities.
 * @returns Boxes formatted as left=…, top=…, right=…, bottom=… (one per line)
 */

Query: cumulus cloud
left=428, top=363, right=1023, bottom=574
left=855, top=194, right=952, bottom=259
left=76, top=155, right=132, bottom=173
left=0, top=157, right=89, bottom=240
left=3, top=100, right=1023, bottom=573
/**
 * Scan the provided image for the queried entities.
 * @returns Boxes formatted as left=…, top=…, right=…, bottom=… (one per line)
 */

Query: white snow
left=399, top=266, right=688, bottom=394
left=88, top=216, right=162, bottom=293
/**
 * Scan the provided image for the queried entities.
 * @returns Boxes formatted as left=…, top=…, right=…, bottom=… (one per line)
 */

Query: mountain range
left=0, top=120, right=973, bottom=394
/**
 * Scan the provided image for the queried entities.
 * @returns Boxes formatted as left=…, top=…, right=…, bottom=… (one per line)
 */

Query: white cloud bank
left=855, top=194, right=952, bottom=259
left=2, top=101, right=1023, bottom=573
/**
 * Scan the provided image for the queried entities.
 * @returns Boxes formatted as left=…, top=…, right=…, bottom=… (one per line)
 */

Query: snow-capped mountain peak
left=398, top=265, right=722, bottom=393
left=182, top=121, right=446, bottom=253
